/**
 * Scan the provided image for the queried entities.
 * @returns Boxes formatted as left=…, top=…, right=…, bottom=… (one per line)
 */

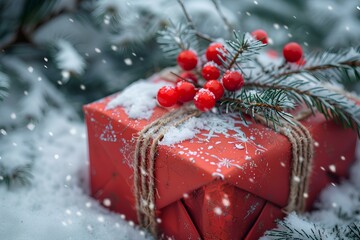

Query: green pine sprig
left=266, top=221, right=327, bottom=239
left=0, top=163, right=33, bottom=188
left=220, top=88, right=295, bottom=129
left=244, top=76, right=360, bottom=135
left=347, top=222, right=360, bottom=239
left=221, top=31, right=266, bottom=71
left=266, top=219, right=360, bottom=240
left=272, top=46, right=360, bottom=84
left=157, top=21, right=199, bottom=59
left=19, top=0, right=57, bottom=27
left=0, top=71, right=9, bottom=102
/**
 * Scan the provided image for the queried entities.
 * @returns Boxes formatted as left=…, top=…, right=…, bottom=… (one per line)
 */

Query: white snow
left=56, top=40, right=85, bottom=76
left=106, top=80, right=171, bottom=119
left=0, top=110, right=147, bottom=240
left=159, top=115, right=204, bottom=145
left=160, top=113, right=249, bottom=146
left=158, top=110, right=266, bottom=160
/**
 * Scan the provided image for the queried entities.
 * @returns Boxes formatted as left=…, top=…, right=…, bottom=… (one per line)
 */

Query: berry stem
left=177, top=0, right=214, bottom=42
left=170, top=72, right=202, bottom=88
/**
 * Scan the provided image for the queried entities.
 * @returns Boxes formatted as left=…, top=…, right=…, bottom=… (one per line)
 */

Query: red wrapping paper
left=84, top=80, right=357, bottom=239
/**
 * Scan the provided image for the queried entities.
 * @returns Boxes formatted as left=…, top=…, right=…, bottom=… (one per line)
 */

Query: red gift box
left=84, top=79, right=357, bottom=239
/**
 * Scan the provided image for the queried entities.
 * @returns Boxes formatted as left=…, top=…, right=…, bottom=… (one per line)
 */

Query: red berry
left=204, top=80, right=224, bottom=100
left=205, top=43, right=226, bottom=65
left=222, top=71, right=244, bottom=91
left=194, top=89, right=216, bottom=112
left=251, top=29, right=268, bottom=44
left=157, top=86, right=178, bottom=107
left=176, top=81, right=197, bottom=103
left=201, top=63, right=220, bottom=81
left=283, top=42, right=303, bottom=63
left=177, top=50, right=198, bottom=71
left=177, top=72, right=198, bottom=84
left=296, top=58, right=306, bottom=66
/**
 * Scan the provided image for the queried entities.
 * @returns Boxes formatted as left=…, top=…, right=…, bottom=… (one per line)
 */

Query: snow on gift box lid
left=84, top=76, right=357, bottom=212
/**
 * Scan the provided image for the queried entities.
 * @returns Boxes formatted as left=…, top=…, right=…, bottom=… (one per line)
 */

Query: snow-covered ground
left=0, top=106, right=359, bottom=239
left=0, top=110, right=147, bottom=240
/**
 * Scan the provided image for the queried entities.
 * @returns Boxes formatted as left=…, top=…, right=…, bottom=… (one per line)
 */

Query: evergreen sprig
left=157, top=21, right=199, bottom=59
left=273, top=46, right=360, bottom=84
left=244, top=76, right=360, bottom=135
left=347, top=222, right=360, bottom=239
left=221, top=31, right=266, bottom=71
left=266, top=221, right=327, bottom=239
left=19, top=0, right=57, bottom=27
left=220, top=89, right=295, bottom=129
left=0, top=71, right=9, bottom=102
left=266, top=220, right=360, bottom=240
left=0, top=163, right=33, bottom=188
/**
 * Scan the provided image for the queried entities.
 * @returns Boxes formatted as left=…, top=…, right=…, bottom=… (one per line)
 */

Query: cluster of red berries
left=157, top=29, right=304, bottom=112
left=157, top=42, right=245, bottom=111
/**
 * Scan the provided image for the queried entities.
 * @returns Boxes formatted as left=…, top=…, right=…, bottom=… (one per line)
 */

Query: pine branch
left=1, top=0, right=81, bottom=51
left=273, top=47, right=360, bottom=84
left=245, top=77, right=360, bottom=136
left=19, top=0, right=57, bottom=27
left=219, top=89, right=295, bottom=129
left=0, top=70, right=9, bottom=101
left=0, top=1, right=57, bottom=50
left=277, top=61, right=360, bottom=78
left=266, top=220, right=325, bottom=240
left=0, top=163, right=33, bottom=188
left=222, top=31, right=266, bottom=72
left=347, top=222, right=360, bottom=239
left=157, top=21, right=199, bottom=59
left=267, top=219, right=360, bottom=240
left=176, top=0, right=214, bottom=42
left=221, top=97, right=284, bottom=112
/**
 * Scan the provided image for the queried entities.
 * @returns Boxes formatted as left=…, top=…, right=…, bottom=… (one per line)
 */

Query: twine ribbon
left=255, top=110, right=314, bottom=213
left=133, top=107, right=314, bottom=237
left=133, top=107, right=202, bottom=236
